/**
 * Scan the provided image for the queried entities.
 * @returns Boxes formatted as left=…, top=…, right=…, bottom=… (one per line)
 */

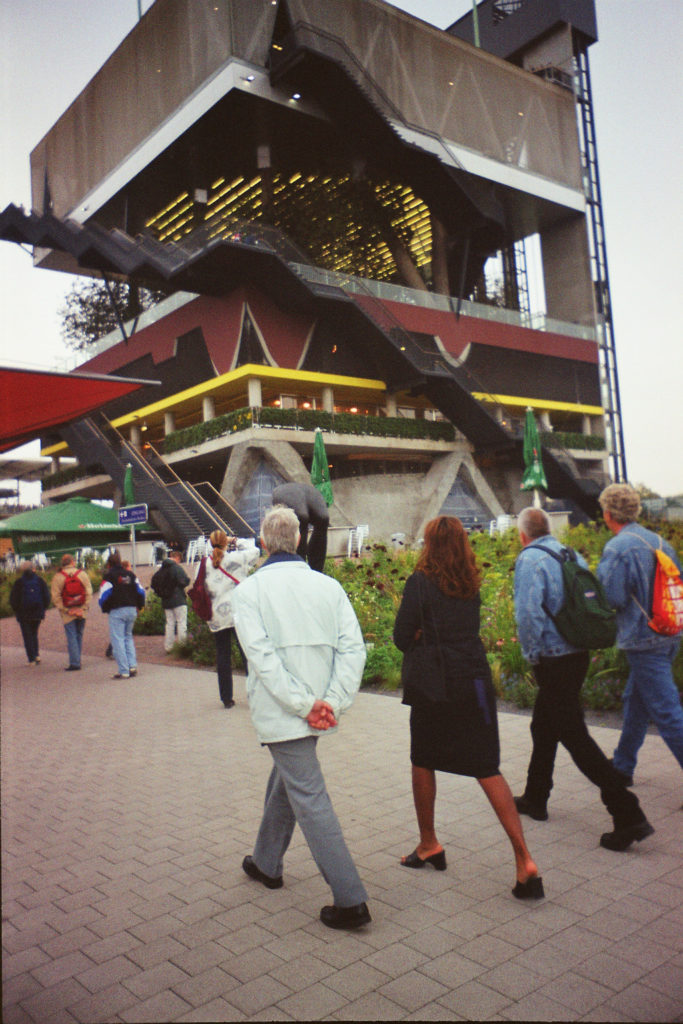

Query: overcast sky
left=1, top=0, right=681, bottom=496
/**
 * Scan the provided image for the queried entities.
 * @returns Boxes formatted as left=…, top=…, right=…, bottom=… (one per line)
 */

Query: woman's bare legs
left=478, top=773, right=539, bottom=883
left=402, top=765, right=444, bottom=861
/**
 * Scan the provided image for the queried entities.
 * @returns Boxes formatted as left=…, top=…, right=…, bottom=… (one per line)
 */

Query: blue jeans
left=253, top=736, right=367, bottom=908
left=109, top=606, right=138, bottom=676
left=64, top=617, right=85, bottom=668
left=614, top=640, right=683, bottom=776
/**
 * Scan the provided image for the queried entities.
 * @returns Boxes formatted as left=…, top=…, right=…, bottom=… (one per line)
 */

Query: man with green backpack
left=512, top=506, right=653, bottom=851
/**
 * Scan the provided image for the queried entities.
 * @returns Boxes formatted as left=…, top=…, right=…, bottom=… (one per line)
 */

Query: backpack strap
left=218, top=566, right=240, bottom=586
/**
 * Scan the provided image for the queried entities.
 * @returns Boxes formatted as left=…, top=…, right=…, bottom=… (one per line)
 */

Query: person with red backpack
left=598, top=483, right=683, bottom=784
left=50, top=553, right=92, bottom=671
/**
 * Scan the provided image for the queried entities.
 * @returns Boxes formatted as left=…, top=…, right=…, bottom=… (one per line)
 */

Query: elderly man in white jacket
left=232, top=504, right=370, bottom=930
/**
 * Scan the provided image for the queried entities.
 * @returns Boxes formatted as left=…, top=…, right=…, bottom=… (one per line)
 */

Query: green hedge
left=163, top=406, right=455, bottom=453
left=540, top=431, right=606, bottom=452
left=42, top=463, right=105, bottom=490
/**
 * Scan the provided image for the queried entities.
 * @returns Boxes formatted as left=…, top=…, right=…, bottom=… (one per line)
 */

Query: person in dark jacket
left=152, top=550, right=190, bottom=653
left=393, top=515, right=543, bottom=900
left=98, top=551, right=145, bottom=679
left=10, top=561, right=51, bottom=665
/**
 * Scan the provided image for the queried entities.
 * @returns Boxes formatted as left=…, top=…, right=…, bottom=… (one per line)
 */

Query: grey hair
left=261, top=505, right=300, bottom=554
left=517, top=506, right=550, bottom=539
left=599, top=483, right=641, bottom=524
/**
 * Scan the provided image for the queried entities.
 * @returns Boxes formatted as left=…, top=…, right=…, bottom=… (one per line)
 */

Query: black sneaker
left=320, top=902, right=371, bottom=930
left=600, top=820, right=654, bottom=851
left=609, top=758, right=634, bottom=787
left=241, top=855, right=283, bottom=889
left=514, top=795, right=548, bottom=821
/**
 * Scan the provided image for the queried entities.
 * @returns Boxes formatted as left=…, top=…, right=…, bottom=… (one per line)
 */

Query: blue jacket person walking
left=597, top=483, right=683, bottom=783
left=513, top=507, right=653, bottom=852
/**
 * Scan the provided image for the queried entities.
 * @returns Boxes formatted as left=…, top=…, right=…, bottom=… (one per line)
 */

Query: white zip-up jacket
left=232, top=554, right=366, bottom=744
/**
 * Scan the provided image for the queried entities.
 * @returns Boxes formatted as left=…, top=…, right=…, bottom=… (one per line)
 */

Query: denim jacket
left=597, top=522, right=681, bottom=651
left=514, top=535, right=587, bottom=663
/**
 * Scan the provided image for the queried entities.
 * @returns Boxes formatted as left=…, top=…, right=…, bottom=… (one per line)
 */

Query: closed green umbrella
left=123, top=463, right=136, bottom=505
left=521, top=407, right=547, bottom=507
left=310, top=428, right=333, bottom=507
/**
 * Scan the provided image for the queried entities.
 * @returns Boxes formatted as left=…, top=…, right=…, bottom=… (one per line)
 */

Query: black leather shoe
left=609, top=758, right=634, bottom=787
left=64, top=665, right=81, bottom=671
left=242, top=855, right=283, bottom=889
left=512, top=875, right=545, bottom=900
left=401, top=848, right=446, bottom=870
left=223, top=699, right=235, bottom=709
left=514, top=795, right=548, bottom=821
left=320, top=902, right=371, bottom=930
left=600, top=820, right=654, bottom=851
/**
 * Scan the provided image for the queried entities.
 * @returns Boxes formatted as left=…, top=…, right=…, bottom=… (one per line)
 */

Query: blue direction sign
left=118, top=503, right=148, bottom=526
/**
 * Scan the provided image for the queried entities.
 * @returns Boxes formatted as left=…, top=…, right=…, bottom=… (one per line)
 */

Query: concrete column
left=202, top=396, right=215, bottom=422
left=322, top=385, right=334, bottom=413
left=247, top=377, right=262, bottom=408
left=51, top=456, right=61, bottom=472
left=385, top=393, right=397, bottom=417
left=493, top=405, right=504, bottom=423
left=540, top=410, right=552, bottom=430
left=164, top=411, right=175, bottom=435
left=130, top=425, right=141, bottom=447
left=582, top=414, right=592, bottom=436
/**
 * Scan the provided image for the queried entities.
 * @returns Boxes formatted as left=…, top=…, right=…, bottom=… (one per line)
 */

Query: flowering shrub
left=134, top=521, right=682, bottom=711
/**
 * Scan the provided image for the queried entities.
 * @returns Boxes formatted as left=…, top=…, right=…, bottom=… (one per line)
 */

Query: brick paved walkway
left=2, top=637, right=682, bottom=1022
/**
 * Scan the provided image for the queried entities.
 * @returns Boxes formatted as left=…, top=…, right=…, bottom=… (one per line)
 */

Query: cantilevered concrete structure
left=0, top=0, right=620, bottom=546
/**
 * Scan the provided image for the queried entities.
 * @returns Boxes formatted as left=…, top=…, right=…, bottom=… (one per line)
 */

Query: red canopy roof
left=0, top=365, right=157, bottom=452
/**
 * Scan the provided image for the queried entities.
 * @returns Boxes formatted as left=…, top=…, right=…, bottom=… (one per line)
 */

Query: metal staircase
left=62, top=413, right=253, bottom=548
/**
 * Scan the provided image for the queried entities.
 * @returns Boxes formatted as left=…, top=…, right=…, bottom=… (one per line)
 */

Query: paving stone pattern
left=1, top=638, right=682, bottom=1022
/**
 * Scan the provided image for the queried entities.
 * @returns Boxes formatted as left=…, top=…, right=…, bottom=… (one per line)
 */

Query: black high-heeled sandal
left=401, top=848, right=447, bottom=870
left=512, top=875, right=545, bottom=900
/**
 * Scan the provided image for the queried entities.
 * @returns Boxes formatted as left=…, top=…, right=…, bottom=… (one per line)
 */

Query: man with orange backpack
left=51, top=552, right=93, bottom=671
left=598, top=484, right=683, bottom=784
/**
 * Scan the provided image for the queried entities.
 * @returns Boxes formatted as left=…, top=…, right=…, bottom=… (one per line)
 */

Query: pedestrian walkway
left=2, top=642, right=682, bottom=1022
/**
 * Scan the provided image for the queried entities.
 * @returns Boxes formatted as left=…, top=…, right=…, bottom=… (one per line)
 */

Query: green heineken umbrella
left=520, top=407, right=547, bottom=507
left=0, top=496, right=128, bottom=557
left=310, top=428, right=333, bottom=506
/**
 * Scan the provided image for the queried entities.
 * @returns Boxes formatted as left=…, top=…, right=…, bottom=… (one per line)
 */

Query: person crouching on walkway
left=200, top=530, right=259, bottom=709
left=513, top=506, right=654, bottom=851
left=393, top=515, right=544, bottom=900
left=99, top=551, right=146, bottom=679
left=232, top=505, right=371, bottom=930
left=51, top=553, right=92, bottom=671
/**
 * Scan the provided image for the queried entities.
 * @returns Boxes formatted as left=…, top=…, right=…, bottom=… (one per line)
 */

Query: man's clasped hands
left=306, top=699, right=338, bottom=731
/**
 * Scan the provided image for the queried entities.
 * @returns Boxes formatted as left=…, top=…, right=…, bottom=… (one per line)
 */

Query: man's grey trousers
left=252, top=735, right=367, bottom=907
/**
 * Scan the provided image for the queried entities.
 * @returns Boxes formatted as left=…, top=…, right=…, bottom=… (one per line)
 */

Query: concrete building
left=0, top=0, right=619, bottom=548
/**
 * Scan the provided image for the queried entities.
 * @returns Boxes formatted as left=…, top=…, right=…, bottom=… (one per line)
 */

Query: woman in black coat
left=393, top=516, right=543, bottom=899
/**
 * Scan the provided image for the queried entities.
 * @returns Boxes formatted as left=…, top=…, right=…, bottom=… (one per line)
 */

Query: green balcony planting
left=163, top=406, right=455, bottom=453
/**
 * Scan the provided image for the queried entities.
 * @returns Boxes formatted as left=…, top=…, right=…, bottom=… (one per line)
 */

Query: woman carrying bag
left=198, top=530, right=260, bottom=709
left=393, top=515, right=543, bottom=900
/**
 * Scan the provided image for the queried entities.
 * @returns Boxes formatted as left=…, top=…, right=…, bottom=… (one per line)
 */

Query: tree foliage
left=59, top=279, right=166, bottom=351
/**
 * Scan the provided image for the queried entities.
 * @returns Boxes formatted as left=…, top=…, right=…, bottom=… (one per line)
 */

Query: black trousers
left=214, top=627, right=247, bottom=705
left=296, top=514, right=328, bottom=572
left=19, top=617, right=40, bottom=662
left=525, top=652, right=644, bottom=827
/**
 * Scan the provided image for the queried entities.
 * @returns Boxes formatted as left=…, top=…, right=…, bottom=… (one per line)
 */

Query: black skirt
left=409, top=675, right=500, bottom=778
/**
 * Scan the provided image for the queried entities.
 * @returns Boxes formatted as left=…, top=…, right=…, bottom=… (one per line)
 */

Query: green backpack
left=536, top=545, right=617, bottom=650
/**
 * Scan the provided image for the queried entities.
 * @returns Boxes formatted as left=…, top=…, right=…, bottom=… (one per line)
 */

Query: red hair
left=415, top=516, right=481, bottom=599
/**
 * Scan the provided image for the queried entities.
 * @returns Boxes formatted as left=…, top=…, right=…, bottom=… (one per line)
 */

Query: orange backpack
left=634, top=538, right=683, bottom=636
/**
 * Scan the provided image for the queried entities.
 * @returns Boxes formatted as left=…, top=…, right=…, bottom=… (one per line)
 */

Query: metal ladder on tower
left=575, top=45, right=627, bottom=483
